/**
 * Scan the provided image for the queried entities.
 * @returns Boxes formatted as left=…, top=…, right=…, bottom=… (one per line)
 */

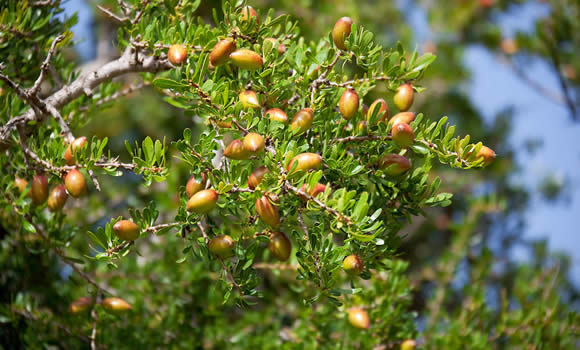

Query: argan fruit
left=224, top=139, right=251, bottom=160
left=348, top=307, right=370, bottom=329
left=256, top=193, right=280, bottom=227
left=239, top=90, right=261, bottom=109
left=186, top=173, right=207, bottom=198
left=186, top=189, right=218, bottom=214
left=391, top=123, right=415, bottom=148
left=64, top=169, right=87, bottom=198
left=401, top=339, right=417, bottom=350
left=343, top=254, right=364, bottom=275
left=64, top=136, right=87, bottom=165
left=168, top=44, right=187, bottom=65
left=339, top=89, right=359, bottom=120
left=113, top=220, right=140, bottom=241
left=101, top=297, right=132, bottom=314
left=356, top=120, right=368, bottom=134
left=216, top=119, right=232, bottom=128
left=367, top=98, right=389, bottom=123
left=210, top=39, right=236, bottom=66
left=47, top=185, right=68, bottom=212
left=248, top=166, right=270, bottom=190
left=14, top=177, right=28, bottom=194
left=476, top=145, right=496, bottom=166
left=263, top=37, right=286, bottom=55
left=243, top=133, right=265, bottom=153
left=268, top=231, right=291, bottom=261
left=501, top=38, right=518, bottom=55
left=230, top=49, right=263, bottom=70
left=68, top=297, right=94, bottom=314
left=332, top=17, right=353, bottom=51
left=394, top=84, right=414, bottom=111
left=266, top=108, right=288, bottom=123
left=287, top=153, right=322, bottom=174
left=240, top=5, right=259, bottom=24
left=277, top=43, right=287, bottom=55
left=389, top=112, right=415, bottom=127
left=208, top=234, right=235, bottom=258
left=378, top=154, right=412, bottom=176
left=31, top=174, right=49, bottom=205
left=298, top=183, right=326, bottom=201
left=290, top=108, right=314, bottom=135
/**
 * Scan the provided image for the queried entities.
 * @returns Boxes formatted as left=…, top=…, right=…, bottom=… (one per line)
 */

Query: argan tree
left=0, top=1, right=578, bottom=349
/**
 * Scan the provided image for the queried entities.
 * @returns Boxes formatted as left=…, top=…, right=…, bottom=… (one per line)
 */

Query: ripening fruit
left=287, top=153, right=322, bottom=174
left=343, top=254, right=364, bottom=276
left=389, top=112, right=415, bottom=127
left=401, top=339, right=417, bottom=350
left=290, top=108, right=314, bottom=135
left=64, top=136, right=87, bottom=165
left=476, top=145, right=496, bottom=166
left=240, top=5, right=259, bottom=24
left=391, top=123, right=415, bottom=148
left=186, top=173, right=207, bottom=198
left=277, top=42, right=287, bottom=55
left=113, top=220, right=140, bottom=241
left=266, top=108, right=288, bottom=123
left=210, top=38, right=236, bottom=66
left=394, top=84, right=414, bottom=111
left=224, top=139, right=251, bottom=160
left=248, top=166, right=270, bottom=190
left=298, top=183, right=326, bottom=201
left=230, top=49, right=263, bottom=70
left=208, top=234, right=235, bottom=258
left=186, top=189, right=218, bottom=214
left=168, top=44, right=187, bottom=65
left=14, top=177, right=28, bottom=194
left=239, top=90, right=261, bottom=109
left=68, top=297, right=94, bottom=314
left=332, top=17, right=353, bottom=51
left=216, top=119, right=232, bottom=128
left=263, top=37, right=286, bottom=55
left=31, top=174, right=49, bottom=205
left=243, top=133, right=265, bottom=153
left=268, top=231, right=292, bottom=261
left=367, top=98, right=389, bottom=123
left=64, top=169, right=87, bottom=198
left=339, top=89, right=359, bottom=120
left=47, top=185, right=68, bottom=212
left=256, top=193, right=280, bottom=227
left=101, top=297, right=132, bottom=314
left=348, top=307, right=370, bottom=329
left=378, top=154, right=412, bottom=176
left=356, top=120, right=368, bottom=134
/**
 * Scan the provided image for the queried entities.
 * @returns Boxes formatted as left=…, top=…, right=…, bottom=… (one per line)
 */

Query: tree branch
left=30, top=34, right=65, bottom=96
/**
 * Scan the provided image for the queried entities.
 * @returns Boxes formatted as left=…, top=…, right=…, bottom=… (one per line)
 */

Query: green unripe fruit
left=287, top=153, right=322, bottom=174
left=208, top=234, right=235, bottom=258
left=168, top=44, right=187, bottom=65
left=401, top=339, right=417, bottom=350
left=68, top=297, right=94, bottom=314
left=389, top=112, right=415, bottom=127
left=391, top=123, right=415, bottom=148
left=248, top=166, right=269, bottom=190
left=256, top=193, right=280, bottom=227
left=243, top=132, right=265, bottom=153
left=14, top=177, right=28, bottom=194
left=64, top=136, right=87, bottom=165
left=240, top=5, right=259, bottom=24
left=332, top=17, right=353, bottom=51
left=378, top=154, right=412, bottom=176
left=343, top=254, right=364, bottom=275
left=101, top=297, right=132, bottom=314
left=210, top=39, right=236, bottom=66
left=339, top=89, right=359, bottom=120
left=224, top=139, right=251, bottom=160
left=367, top=98, right=389, bottom=123
left=268, top=231, right=292, bottom=261
left=113, top=219, right=140, bottom=241
left=298, top=183, right=326, bottom=201
left=230, top=49, right=263, bottom=70
left=266, top=108, right=288, bottom=124
left=476, top=145, right=496, bottom=166
left=290, top=108, right=314, bottom=135
left=186, top=189, right=218, bottom=214
left=348, top=307, right=370, bottom=329
left=47, top=185, right=68, bottom=212
left=31, top=174, right=49, bottom=205
left=186, top=173, right=207, bottom=198
left=64, top=169, right=87, bottom=198
left=394, top=83, right=414, bottom=111
left=239, top=90, right=261, bottom=109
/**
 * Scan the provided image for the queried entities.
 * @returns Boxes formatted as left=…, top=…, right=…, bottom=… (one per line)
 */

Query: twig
left=297, top=208, right=309, bottom=241
left=332, top=135, right=385, bottom=143
left=90, top=307, right=99, bottom=350
left=253, top=262, right=298, bottom=270
left=146, top=222, right=181, bottom=234
left=97, top=5, right=129, bottom=23
left=326, top=74, right=391, bottom=88
left=29, top=34, right=65, bottom=96
left=309, top=51, right=342, bottom=108
left=286, top=181, right=352, bottom=225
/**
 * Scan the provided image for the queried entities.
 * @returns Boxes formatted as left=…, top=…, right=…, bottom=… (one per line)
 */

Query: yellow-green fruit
left=389, top=112, right=415, bottom=127
left=101, top=297, right=132, bottom=314
left=394, top=83, right=414, bottom=111
left=290, top=108, right=314, bottom=135
left=266, top=108, right=288, bottom=123
left=68, top=297, right=94, bottom=314
left=224, top=139, right=251, bottom=160
left=47, top=185, right=68, bottom=212
left=168, top=44, right=187, bottom=65
left=239, top=90, right=261, bottom=109
left=356, top=120, right=368, bottom=135
left=240, top=5, right=259, bottom=24
left=391, top=123, right=415, bottom=148
left=208, top=234, right=235, bottom=258
left=401, top=339, right=417, bottom=350
left=248, top=166, right=270, bottom=190
left=256, top=193, right=280, bottom=227
left=348, top=307, right=370, bottom=329
left=14, top=177, right=28, bottom=194
left=476, top=145, right=496, bottom=166
left=210, top=39, right=236, bottom=66
left=332, top=17, right=353, bottom=50
left=268, top=231, right=292, bottom=261
left=287, top=153, right=322, bottom=174
left=186, top=173, right=207, bottom=198
left=186, top=189, right=218, bottom=214
left=243, top=132, right=265, bottom=153
left=64, top=136, right=87, bottom=165
left=343, top=254, right=364, bottom=275
left=31, top=174, right=49, bottom=205
left=113, top=220, right=140, bottom=241
left=378, top=154, right=412, bottom=176
left=367, top=98, right=389, bottom=123
left=339, top=89, right=359, bottom=120
left=230, top=49, right=263, bottom=70
left=64, top=169, right=87, bottom=198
